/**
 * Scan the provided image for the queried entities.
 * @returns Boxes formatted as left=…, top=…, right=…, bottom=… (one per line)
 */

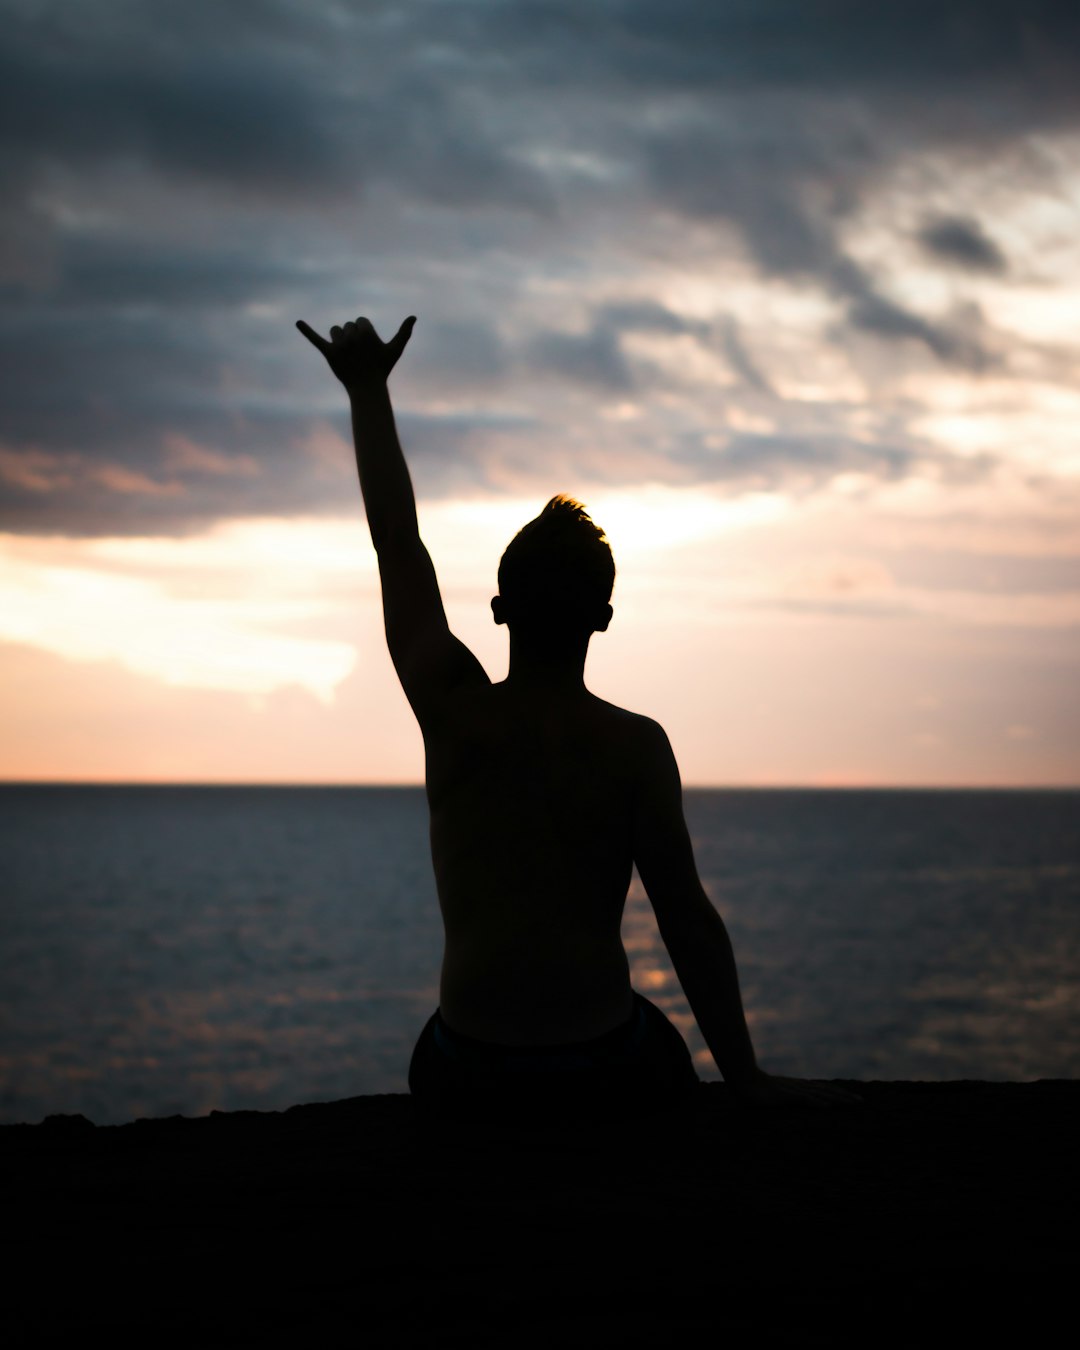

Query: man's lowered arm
left=632, top=721, right=759, bottom=1087
left=633, top=720, right=861, bottom=1108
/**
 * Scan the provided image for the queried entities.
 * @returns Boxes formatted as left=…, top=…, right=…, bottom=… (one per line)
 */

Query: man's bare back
left=429, top=683, right=660, bottom=1043
left=296, top=311, right=862, bottom=1111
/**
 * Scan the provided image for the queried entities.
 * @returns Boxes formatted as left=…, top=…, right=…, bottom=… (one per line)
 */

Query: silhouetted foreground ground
left=4, top=1081, right=1076, bottom=1342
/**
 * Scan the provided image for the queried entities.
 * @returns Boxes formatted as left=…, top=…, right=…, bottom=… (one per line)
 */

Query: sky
left=1, top=0, right=1078, bottom=785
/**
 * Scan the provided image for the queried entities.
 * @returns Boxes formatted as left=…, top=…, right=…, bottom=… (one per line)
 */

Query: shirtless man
left=298, top=312, right=858, bottom=1116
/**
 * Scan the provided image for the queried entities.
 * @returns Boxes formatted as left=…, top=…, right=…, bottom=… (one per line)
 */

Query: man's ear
left=491, top=595, right=507, bottom=626
left=593, top=603, right=613, bottom=633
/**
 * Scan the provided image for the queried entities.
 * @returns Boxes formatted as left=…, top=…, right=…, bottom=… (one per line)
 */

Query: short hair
left=497, top=495, right=614, bottom=631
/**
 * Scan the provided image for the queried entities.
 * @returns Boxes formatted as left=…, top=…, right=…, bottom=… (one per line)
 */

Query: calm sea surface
left=1, top=786, right=1077, bottom=1125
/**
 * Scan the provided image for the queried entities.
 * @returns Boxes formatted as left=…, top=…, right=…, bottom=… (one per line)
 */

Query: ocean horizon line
left=2, top=779, right=1077, bottom=792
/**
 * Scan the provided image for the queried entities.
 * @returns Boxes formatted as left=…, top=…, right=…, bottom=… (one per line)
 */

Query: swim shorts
left=408, top=991, right=699, bottom=1121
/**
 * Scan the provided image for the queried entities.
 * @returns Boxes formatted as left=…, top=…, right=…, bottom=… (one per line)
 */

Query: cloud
left=50, top=236, right=308, bottom=308
left=163, top=435, right=260, bottom=479
left=529, top=324, right=635, bottom=391
left=0, top=1, right=554, bottom=217
left=597, top=301, right=710, bottom=339
left=719, top=319, right=775, bottom=395
left=0, top=529, right=359, bottom=701
left=672, top=429, right=920, bottom=492
left=406, top=318, right=511, bottom=388
left=843, top=285, right=993, bottom=370
left=527, top=301, right=719, bottom=391
left=917, top=215, right=1008, bottom=273
left=641, top=114, right=997, bottom=369
left=1, top=0, right=1079, bottom=539
left=0, top=8, right=342, bottom=197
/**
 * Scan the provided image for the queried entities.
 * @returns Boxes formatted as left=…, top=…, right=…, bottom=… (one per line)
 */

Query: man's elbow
left=649, top=881, right=720, bottom=944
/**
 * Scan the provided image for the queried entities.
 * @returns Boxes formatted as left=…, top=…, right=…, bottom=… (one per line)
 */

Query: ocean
left=1, top=785, right=1077, bottom=1126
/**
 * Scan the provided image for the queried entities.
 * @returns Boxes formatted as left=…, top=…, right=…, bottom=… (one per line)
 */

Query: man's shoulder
left=587, top=696, right=671, bottom=752
left=588, top=693, right=662, bottom=726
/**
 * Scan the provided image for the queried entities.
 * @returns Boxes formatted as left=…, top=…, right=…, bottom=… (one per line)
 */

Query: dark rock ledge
left=4, top=1081, right=1077, bottom=1343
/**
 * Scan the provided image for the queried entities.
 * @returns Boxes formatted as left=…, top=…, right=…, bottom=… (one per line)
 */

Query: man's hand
left=730, top=1070, right=864, bottom=1110
left=296, top=314, right=416, bottom=392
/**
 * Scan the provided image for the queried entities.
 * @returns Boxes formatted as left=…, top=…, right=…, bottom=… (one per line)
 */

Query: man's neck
left=504, top=634, right=590, bottom=695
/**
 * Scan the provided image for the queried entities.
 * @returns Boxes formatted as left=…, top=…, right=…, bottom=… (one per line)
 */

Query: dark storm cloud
left=529, top=325, right=635, bottom=391
left=720, top=319, right=774, bottom=396
left=612, top=1, right=1077, bottom=369
left=445, top=0, right=1080, bottom=98
left=6, top=0, right=1080, bottom=218
left=2, top=0, right=1079, bottom=535
left=43, top=237, right=306, bottom=308
left=606, top=0, right=1080, bottom=93
left=672, top=429, right=920, bottom=492
left=406, top=319, right=512, bottom=387
left=0, top=395, right=539, bottom=537
left=918, top=216, right=1008, bottom=273
left=0, top=295, right=527, bottom=537
left=0, top=13, right=338, bottom=195
left=528, top=307, right=692, bottom=390
left=528, top=301, right=712, bottom=390
left=597, top=301, right=710, bottom=339
left=0, top=1, right=551, bottom=216
left=0, top=307, right=215, bottom=448
left=641, top=121, right=996, bottom=369
left=843, top=286, right=993, bottom=371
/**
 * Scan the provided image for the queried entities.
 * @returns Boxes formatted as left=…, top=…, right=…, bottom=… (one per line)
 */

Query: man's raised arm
left=296, top=315, right=418, bottom=551
left=296, top=314, right=489, bottom=721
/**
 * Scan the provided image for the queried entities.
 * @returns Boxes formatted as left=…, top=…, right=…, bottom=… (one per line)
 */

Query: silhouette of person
left=298, top=314, right=859, bottom=1119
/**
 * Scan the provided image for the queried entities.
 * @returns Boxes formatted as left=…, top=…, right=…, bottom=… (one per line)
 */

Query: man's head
left=492, top=495, right=614, bottom=646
